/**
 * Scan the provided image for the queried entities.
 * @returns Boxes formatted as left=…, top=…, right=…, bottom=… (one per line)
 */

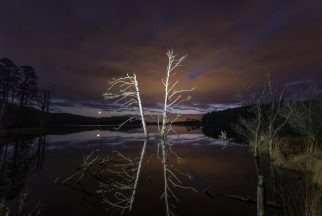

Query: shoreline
left=0, top=128, right=49, bottom=136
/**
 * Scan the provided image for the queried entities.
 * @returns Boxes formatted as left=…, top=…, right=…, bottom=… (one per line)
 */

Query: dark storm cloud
left=1, top=0, right=322, bottom=115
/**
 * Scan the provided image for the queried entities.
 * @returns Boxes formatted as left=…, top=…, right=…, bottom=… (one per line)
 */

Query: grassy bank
left=267, top=136, right=322, bottom=215
left=272, top=137, right=322, bottom=186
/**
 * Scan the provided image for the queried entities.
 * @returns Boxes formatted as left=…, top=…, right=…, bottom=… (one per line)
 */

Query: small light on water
left=96, top=134, right=100, bottom=137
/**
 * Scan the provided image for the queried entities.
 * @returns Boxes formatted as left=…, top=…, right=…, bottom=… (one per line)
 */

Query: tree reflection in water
left=61, top=138, right=197, bottom=215
left=159, top=139, right=197, bottom=216
left=61, top=140, right=148, bottom=214
left=0, top=135, right=46, bottom=215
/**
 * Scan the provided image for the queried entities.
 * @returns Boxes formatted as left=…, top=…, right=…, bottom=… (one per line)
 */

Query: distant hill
left=48, top=112, right=141, bottom=126
left=200, top=101, right=319, bottom=139
left=0, top=101, right=142, bottom=128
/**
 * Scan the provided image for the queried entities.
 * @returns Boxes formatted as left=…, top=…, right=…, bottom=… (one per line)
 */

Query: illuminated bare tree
left=103, top=73, right=148, bottom=137
left=265, top=75, right=292, bottom=159
left=235, top=76, right=300, bottom=216
left=160, top=50, right=195, bottom=138
left=235, top=84, right=266, bottom=216
left=219, top=130, right=233, bottom=149
left=264, top=76, right=296, bottom=215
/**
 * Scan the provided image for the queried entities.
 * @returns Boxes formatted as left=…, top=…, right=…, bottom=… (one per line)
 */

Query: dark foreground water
left=0, top=126, right=257, bottom=216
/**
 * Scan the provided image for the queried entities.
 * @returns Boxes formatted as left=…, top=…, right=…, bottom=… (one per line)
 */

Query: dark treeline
left=0, top=58, right=53, bottom=129
left=147, top=118, right=201, bottom=126
left=201, top=106, right=250, bottom=139
left=201, top=100, right=322, bottom=140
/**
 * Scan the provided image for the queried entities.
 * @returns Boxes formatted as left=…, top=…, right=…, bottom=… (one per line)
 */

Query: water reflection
left=159, top=139, right=197, bottom=216
left=185, top=125, right=200, bottom=132
left=99, top=140, right=147, bottom=213
left=0, top=127, right=256, bottom=215
left=61, top=137, right=198, bottom=215
left=0, top=188, right=41, bottom=215
left=61, top=140, right=148, bottom=214
left=0, top=135, right=46, bottom=215
left=0, top=136, right=46, bottom=199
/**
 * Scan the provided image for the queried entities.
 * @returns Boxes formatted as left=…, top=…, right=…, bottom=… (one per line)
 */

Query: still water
left=0, top=126, right=256, bottom=216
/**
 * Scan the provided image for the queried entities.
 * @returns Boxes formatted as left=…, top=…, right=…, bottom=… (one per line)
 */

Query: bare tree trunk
left=0, top=94, right=9, bottom=125
left=254, top=130, right=265, bottom=216
left=254, top=153, right=265, bottom=216
left=160, top=71, right=169, bottom=138
left=0, top=100, right=5, bottom=124
left=133, top=74, right=148, bottom=138
left=255, top=115, right=265, bottom=216
left=40, top=111, right=45, bottom=128
left=10, top=88, right=15, bottom=107
left=257, top=175, right=265, bottom=216
left=0, top=142, right=9, bottom=174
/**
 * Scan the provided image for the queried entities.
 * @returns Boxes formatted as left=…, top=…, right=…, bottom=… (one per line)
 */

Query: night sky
left=1, top=0, right=322, bottom=116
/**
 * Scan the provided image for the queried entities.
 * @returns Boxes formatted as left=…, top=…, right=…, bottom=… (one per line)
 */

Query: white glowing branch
left=160, top=50, right=195, bottom=138
left=103, top=73, right=148, bottom=137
